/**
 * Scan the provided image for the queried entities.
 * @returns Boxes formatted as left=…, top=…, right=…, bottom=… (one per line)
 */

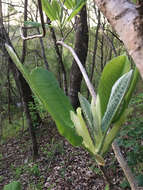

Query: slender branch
left=37, top=27, right=49, bottom=69
left=105, top=29, right=123, bottom=43
left=112, top=140, right=139, bottom=190
left=21, top=0, right=28, bottom=63
left=91, top=9, right=100, bottom=83
left=98, top=165, right=114, bottom=188
left=99, top=24, right=117, bottom=56
left=49, top=24, right=68, bottom=95
left=20, top=0, right=46, bottom=40
left=57, top=41, right=97, bottom=104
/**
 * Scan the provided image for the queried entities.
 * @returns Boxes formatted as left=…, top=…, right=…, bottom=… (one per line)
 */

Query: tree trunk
left=94, top=0, right=143, bottom=78
left=7, top=63, right=12, bottom=124
left=37, top=28, right=49, bottom=70
left=19, top=74, right=39, bottom=160
left=69, top=5, right=89, bottom=109
left=90, top=9, right=100, bottom=83
left=94, top=0, right=143, bottom=189
left=0, top=0, right=40, bottom=159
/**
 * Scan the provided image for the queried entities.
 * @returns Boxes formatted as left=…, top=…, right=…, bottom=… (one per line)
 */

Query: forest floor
left=0, top=119, right=129, bottom=190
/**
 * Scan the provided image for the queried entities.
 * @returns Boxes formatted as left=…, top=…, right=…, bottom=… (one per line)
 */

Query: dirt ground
left=0, top=122, right=127, bottom=190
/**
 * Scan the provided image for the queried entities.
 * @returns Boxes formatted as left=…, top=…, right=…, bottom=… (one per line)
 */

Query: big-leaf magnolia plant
left=24, top=0, right=86, bottom=32
left=42, top=0, right=86, bottom=28
left=6, top=44, right=138, bottom=165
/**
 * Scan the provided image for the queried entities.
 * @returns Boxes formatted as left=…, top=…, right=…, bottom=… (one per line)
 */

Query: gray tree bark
left=95, top=0, right=143, bottom=78
left=94, top=0, right=143, bottom=189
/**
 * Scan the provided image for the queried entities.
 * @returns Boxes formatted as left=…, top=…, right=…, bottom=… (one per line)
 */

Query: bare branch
left=57, top=41, right=97, bottom=104
left=99, top=24, right=117, bottom=56
left=20, top=0, right=46, bottom=40
left=112, top=141, right=140, bottom=190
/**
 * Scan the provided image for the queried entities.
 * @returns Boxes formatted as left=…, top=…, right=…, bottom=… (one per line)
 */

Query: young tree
left=69, top=5, right=89, bottom=109
left=0, top=0, right=40, bottom=160
left=93, top=1, right=143, bottom=189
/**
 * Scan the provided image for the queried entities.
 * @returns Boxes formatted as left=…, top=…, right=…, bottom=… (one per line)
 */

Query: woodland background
left=0, top=0, right=143, bottom=189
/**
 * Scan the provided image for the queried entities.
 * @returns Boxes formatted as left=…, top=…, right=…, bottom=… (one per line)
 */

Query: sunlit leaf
left=90, top=98, right=103, bottom=150
left=41, top=0, right=57, bottom=21
left=30, top=68, right=82, bottom=146
left=101, top=70, right=133, bottom=134
left=101, top=109, right=128, bottom=155
left=70, top=108, right=95, bottom=153
left=62, top=0, right=75, bottom=9
left=67, top=0, right=86, bottom=22
left=96, top=55, right=131, bottom=119
left=100, top=68, right=139, bottom=155
left=124, top=67, right=139, bottom=106
left=5, top=44, right=82, bottom=146
left=91, top=97, right=102, bottom=134
left=51, top=0, right=61, bottom=21
left=78, top=93, right=95, bottom=144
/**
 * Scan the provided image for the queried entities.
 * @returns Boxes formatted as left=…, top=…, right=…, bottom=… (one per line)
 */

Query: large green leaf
left=111, top=67, right=139, bottom=123
left=70, top=108, right=95, bottom=153
left=67, top=0, right=86, bottom=22
left=5, top=44, right=82, bottom=146
left=30, top=68, right=82, bottom=145
left=90, top=98, right=103, bottom=150
left=78, top=93, right=95, bottom=144
left=97, top=70, right=133, bottom=154
left=42, top=0, right=86, bottom=27
left=5, top=44, right=30, bottom=85
left=101, top=108, right=128, bottom=155
left=124, top=67, right=139, bottom=106
left=41, top=0, right=57, bottom=21
left=101, top=70, right=133, bottom=134
left=78, top=93, right=92, bottom=129
left=51, top=0, right=61, bottom=21
left=62, top=0, right=75, bottom=9
left=70, top=108, right=105, bottom=165
left=3, top=181, right=21, bottom=190
left=96, top=55, right=131, bottom=119
left=100, top=68, right=139, bottom=155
